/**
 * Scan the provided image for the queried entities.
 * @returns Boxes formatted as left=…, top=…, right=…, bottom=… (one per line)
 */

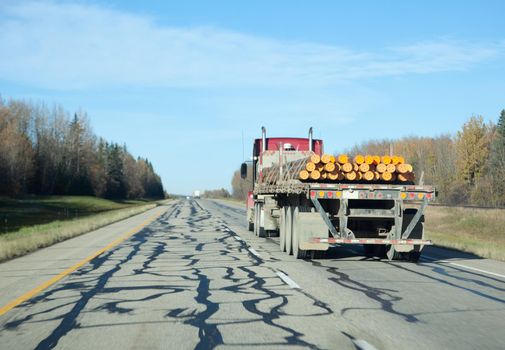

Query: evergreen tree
left=487, top=109, right=505, bottom=205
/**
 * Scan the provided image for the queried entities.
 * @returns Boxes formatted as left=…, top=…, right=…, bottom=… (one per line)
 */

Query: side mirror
left=240, top=163, right=247, bottom=179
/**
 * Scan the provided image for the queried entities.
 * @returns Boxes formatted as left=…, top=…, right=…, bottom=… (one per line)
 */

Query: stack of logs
left=299, top=154, right=415, bottom=183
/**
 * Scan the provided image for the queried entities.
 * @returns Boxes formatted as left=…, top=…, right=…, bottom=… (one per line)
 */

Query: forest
left=231, top=111, right=505, bottom=207
left=0, top=97, right=164, bottom=199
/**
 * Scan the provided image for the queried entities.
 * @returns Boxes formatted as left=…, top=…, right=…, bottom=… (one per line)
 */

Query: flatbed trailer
left=242, top=127, right=436, bottom=262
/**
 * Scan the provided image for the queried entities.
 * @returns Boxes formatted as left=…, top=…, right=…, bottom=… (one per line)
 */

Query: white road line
left=248, top=248, right=262, bottom=259
left=351, top=339, right=378, bottom=350
left=422, top=256, right=505, bottom=279
left=276, top=271, right=300, bottom=289
left=234, top=236, right=242, bottom=241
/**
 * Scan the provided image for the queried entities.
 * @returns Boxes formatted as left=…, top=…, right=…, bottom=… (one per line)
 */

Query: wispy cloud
left=0, top=1, right=503, bottom=90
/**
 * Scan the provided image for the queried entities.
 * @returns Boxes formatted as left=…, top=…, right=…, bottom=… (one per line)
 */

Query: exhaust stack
left=308, top=127, right=313, bottom=152
left=261, top=126, right=266, bottom=153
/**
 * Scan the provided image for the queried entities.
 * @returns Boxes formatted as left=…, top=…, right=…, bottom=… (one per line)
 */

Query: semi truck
left=240, top=127, right=435, bottom=262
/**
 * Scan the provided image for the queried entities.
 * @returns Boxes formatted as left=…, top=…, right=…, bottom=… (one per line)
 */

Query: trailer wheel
left=279, top=207, right=286, bottom=252
left=363, top=244, right=375, bottom=258
left=285, top=206, right=293, bottom=255
left=407, top=251, right=421, bottom=263
left=292, top=207, right=308, bottom=259
left=253, top=203, right=260, bottom=236
left=254, top=203, right=266, bottom=237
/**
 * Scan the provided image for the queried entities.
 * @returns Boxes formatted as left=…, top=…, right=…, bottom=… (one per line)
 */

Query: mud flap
left=297, top=212, right=329, bottom=251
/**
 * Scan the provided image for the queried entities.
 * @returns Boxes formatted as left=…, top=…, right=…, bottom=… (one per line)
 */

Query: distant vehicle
left=186, top=196, right=191, bottom=200
left=241, top=127, right=435, bottom=262
left=193, top=190, right=201, bottom=198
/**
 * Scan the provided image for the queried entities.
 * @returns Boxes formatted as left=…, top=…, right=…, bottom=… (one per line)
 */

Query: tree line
left=202, top=188, right=231, bottom=199
left=231, top=110, right=505, bottom=207
left=0, top=97, right=164, bottom=199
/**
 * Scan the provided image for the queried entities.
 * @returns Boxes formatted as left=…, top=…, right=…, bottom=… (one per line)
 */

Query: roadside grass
left=425, top=206, right=505, bottom=261
left=0, top=196, right=149, bottom=233
left=215, top=197, right=245, bottom=205
left=0, top=202, right=158, bottom=262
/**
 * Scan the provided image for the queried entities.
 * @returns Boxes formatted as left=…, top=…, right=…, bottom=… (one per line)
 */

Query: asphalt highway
left=0, top=199, right=504, bottom=349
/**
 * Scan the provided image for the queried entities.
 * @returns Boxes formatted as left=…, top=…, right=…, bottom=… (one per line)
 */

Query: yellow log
left=405, top=164, right=413, bottom=172
left=337, top=154, right=349, bottom=164
left=324, top=162, right=336, bottom=172
left=398, top=172, right=415, bottom=182
left=321, top=172, right=328, bottom=180
left=364, top=155, right=374, bottom=165
left=376, top=163, right=387, bottom=173
left=299, top=170, right=309, bottom=180
left=342, top=162, right=353, bottom=173
left=346, top=171, right=357, bottom=181
left=381, top=155, right=392, bottom=164
left=306, top=162, right=316, bottom=172
left=310, top=154, right=321, bottom=164
left=354, top=154, right=365, bottom=165
left=397, top=173, right=411, bottom=182
left=373, top=155, right=381, bottom=165
left=359, top=163, right=370, bottom=172
left=386, top=163, right=396, bottom=173
left=363, top=171, right=375, bottom=181
left=328, top=171, right=339, bottom=181
left=396, top=163, right=408, bottom=174
left=329, top=155, right=336, bottom=163
left=321, top=154, right=332, bottom=164
left=310, top=170, right=321, bottom=180
left=353, top=163, right=359, bottom=172
left=374, top=171, right=381, bottom=181
left=398, top=156, right=405, bottom=164
left=356, top=172, right=363, bottom=180
left=392, top=156, right=400, bottom=165
left=381, top=172, right=393, bottom=181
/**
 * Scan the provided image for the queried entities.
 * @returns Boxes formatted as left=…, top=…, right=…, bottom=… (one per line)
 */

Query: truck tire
left=258, top=203, right=266, bottom=238
left=407, top=251, right=421, bottom=263
left=363, top=244, right=375, bottom=258
left=254, top=203, right=266, bottom=237
left=279, top=207, right=286, bottom=252
left=248, top=221, right=254, bottom=232
left=292, top=207, right=308, bottom=259
left=253, top=203, right=259, bottom=236
left=285, top=206, right=293, bottom=255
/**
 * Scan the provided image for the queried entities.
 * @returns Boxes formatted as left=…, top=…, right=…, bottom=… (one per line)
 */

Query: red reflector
left=310, top=191, right=316, bottom=198
left=409, top=192, right=415, bottom=199
left=327, top=191, right=333, bottom=198
left=426, top=193, right=432, bottom=199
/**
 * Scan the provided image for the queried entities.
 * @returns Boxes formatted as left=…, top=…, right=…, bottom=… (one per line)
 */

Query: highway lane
left=203, top=199, right=505, bottom=349
left=0, top=199, right=504, bottom=349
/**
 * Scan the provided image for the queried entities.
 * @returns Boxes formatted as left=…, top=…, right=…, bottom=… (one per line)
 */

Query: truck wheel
left=248, top=221, right=254, bottom=232
left=292, top=207, right=308, bottom=259
left=253, top=203, right=260, bottom=236
left=257, top=203, right=266, bottom=238
left=407, top=250, right=421, bottom=263
left=363, top=244, right=375, bottom=258
left=279, top=207, right=286, bottom=252
left=285, top=206, right=293, bottom=255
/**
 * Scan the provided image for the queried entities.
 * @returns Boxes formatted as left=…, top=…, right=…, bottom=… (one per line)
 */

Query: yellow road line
left=0, top=208, right=165, bottom=317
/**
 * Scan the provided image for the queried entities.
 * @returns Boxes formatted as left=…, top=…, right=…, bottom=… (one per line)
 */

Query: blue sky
left=1, top=1, right=504, bottom=195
